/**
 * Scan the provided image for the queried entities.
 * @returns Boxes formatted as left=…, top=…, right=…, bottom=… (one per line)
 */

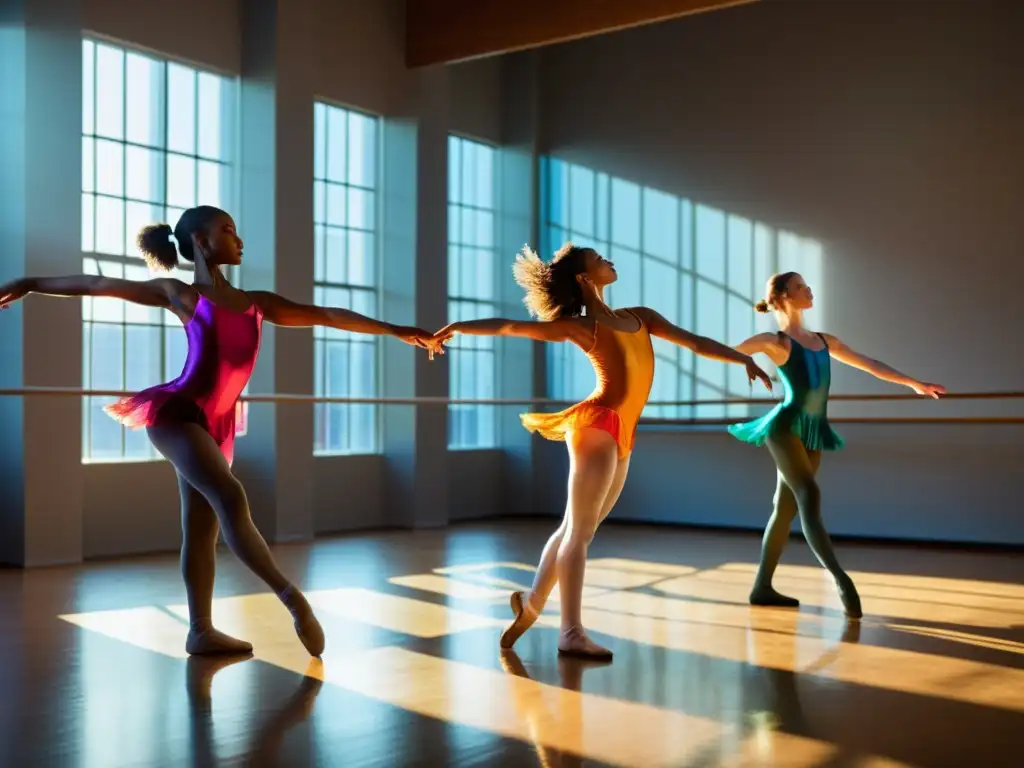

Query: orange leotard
left=521, top=309, right=655, bottom=459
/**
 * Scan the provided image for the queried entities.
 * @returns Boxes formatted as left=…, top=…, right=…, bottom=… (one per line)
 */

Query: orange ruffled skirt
left=521, top=402, right=633, bottom=459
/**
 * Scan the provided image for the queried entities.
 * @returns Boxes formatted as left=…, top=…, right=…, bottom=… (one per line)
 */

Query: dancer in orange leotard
left=434, top=243, right=772, bottom=659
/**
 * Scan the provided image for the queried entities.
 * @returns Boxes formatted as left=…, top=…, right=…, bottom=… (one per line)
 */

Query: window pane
left=197, top=73, right=222, bottom=159
left=197, top=160, right=224, bottom=209
left=82, top=42, right=95, bottom=135
left=727, top=215, right=753, bottom=297
left=95, top=44, right=124, bottom=140
left=95, top=197, right=125, bottom=256
left=695, top=204, right=726, bottom=284
left=167, top=63, right=196, bottom=155
left=167, top=155, right=196, bottom=209
left=95, top=140, right=124, bottom=197
left=125, top=52, right=162, bottom=147
left=81, top=39, right=235, bottom=462
left=125, top=145, right=163, bottom=203
left=313, top=103, right=380, bottom=455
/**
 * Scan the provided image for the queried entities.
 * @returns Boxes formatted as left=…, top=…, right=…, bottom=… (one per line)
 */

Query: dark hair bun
left=137, top=223, right=178, bottom=272
left=754, top=299, right=771, bottom=313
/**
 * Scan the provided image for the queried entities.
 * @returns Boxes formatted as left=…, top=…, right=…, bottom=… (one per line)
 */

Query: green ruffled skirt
left=728, top=405, right=844, bottom=451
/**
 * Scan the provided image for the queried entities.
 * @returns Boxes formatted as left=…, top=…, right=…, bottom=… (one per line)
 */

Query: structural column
left=234, top=0, right=317, bottom=543
left=0, top=0, right=85, bottom=566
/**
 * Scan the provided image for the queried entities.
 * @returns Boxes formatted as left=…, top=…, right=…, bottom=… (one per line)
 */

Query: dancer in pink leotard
left=0, top=205, right=441, bottom=656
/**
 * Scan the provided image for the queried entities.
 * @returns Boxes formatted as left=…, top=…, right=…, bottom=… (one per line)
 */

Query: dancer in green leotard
left=729, top=272, right=945, bottom=618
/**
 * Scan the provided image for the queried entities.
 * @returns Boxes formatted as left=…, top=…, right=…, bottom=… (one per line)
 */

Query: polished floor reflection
left=1, top=520, right=1021, bottom=766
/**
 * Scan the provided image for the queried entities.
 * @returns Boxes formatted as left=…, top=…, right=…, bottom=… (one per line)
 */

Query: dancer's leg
left=750, top=450, right=821, bottom=608
left=554, top=427, right=618, bottom=656
left=500, top=430, right=618, bottom=653
left=765, top=431, right=861, bottom=618
left=147, top=421, right=326, bottom=655
left=178, top=473, right=253, bottom=654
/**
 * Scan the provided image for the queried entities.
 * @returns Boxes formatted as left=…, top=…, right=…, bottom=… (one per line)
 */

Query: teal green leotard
left=728, top=332, right=844, bottom=451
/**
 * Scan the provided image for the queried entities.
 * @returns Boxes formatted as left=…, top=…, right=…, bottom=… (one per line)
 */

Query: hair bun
left=754, top=299, right=770, bottom=313
left=137, top=222, right=179, bottom=272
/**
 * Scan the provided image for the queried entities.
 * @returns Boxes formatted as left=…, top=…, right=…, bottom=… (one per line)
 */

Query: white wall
left=530, top=0, right=1024, bottom=545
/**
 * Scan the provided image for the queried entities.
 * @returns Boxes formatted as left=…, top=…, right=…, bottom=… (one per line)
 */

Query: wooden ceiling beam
left=406, top=0, right=758, bottom=67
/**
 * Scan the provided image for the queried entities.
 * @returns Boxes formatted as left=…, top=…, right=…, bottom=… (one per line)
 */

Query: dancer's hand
left=394, top=325, right=444, bottom=359
left=432, top=323, right=459, bottom=347
left=910, top=380, right=945, bottom=399
left=745, top=357, right=773, bottom=391
left=0, top=278, right=31, bottom=309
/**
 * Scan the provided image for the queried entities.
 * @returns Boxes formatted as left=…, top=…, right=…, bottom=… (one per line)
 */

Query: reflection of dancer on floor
left=434, top=243, right=771, bottom=658
left=186, top=656, right=324, bottom=766
left=728, top=272, right=945, bottom=618
left=499, top=648, right=610, bottom=768
left=0, top=206, right=439, bottom=656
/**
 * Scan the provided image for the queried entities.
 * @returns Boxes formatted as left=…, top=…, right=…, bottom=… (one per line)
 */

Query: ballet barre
left=0, top=387, right=1021, bottom=409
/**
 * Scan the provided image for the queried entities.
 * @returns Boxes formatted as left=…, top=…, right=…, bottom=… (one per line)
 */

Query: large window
left=447, top=136, right=499, bottom=449
left=81, top=40, right=235, bottom=461
left=313, top=102, right=381, bottom=454
left=541, top=157, right=822, bottom=421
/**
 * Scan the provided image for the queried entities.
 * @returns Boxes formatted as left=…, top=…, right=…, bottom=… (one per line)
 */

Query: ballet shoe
left=749, top=584, right=800, bottom=608
left=185, top=627, right=254, bottom=656
left=835, top=574, right=863, bottom=619
left=557, top=625, right=613, bottom=661
left=293, top=612, right=326, bottom=657
left=500, top=591, right=538, bottom=650
left=280, top=586, right=327, bottom=656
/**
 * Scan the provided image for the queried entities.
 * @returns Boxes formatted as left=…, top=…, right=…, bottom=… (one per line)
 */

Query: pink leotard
left=105, top=293, right=263, bottom=466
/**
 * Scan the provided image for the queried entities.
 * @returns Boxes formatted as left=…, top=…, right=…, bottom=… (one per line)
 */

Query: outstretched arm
left=248, top=290, right=440, bottom=354
left=823, top=334, right=945, bottom=398
left=433, top=317, right=587, bottom=346
left=633, top=307, right=773, bottom=390
left=0, top=275, right=184, bottom=309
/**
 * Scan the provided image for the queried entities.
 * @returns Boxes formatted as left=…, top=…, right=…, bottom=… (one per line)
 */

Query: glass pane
left=351, top=289, right=376, bottom=318
left=727, top=215, right=754, bottom=297
left=313, top=103, right=327, bottom=179
left=82, top=41, right=95, bottom=135
left=167, top=63, right=196, bottom=155
left=90, top=322, right=124, bottom=389
left=125, top=323, right=162, bottom=390
left=348, top=111, right=376, bottom=187
left=324, top=228, right=346, bottom=284
left=197, top=160, right=224, bottom=209
left=82, top=137, right=94, bottom=193
left=447, top=137, right=460, bottom=204
left=313, top=223, right=326, bottom=283
left=313, top=180, right=326, bottom=224
left=95, top=197, right=125, bottom=256
left=124, top=264, right=162, bottom=322
left=460, top=140, right=477, bottom=205
left=326, top=107, right=347, bottom=183
left=167, top=155, right=196, bottom=209
left=95, top=44, right=124, bottom=140
left=95, top=140, right=124, bottom=197
left=125, top=145, right=163, bottom=204
left=474, top=210, right=494, bottom=249
left=81, top=195, right=95, bottom=252
left=476, top=145, right=494, bottom=210
left=326, top=183, right=345, bottom=227
left=197, top=72, right=222, bottom=159
left=125, top=52, right=162, bottom=147
left=164, top=326, right=188, bottom=379
left=447, top=245, right=460, bottom=298
left=347, top=230, right=374, bottom=287
left=347, top=187, right=375, bottom=231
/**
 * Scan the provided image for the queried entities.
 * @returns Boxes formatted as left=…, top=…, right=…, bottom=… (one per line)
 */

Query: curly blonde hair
left=512, top=242, right=591, bottom=321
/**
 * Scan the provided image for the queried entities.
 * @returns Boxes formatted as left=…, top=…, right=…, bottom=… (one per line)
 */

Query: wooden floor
left=0, top=521, right=1021, bottom=767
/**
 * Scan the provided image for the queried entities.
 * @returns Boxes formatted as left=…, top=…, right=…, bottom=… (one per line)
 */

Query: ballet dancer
left=0, top=205, right=440, bottom=656
left=729, top=271, right=945, bottom=618
left=433, top=243, right=772, bottom=659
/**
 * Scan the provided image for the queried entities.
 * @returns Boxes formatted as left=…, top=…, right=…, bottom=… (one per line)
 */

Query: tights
left=507, top=428, right=629, bottom=656
left=752, top=430, right=862, bottom=618
left=147, top=420, right=325, bottom=655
